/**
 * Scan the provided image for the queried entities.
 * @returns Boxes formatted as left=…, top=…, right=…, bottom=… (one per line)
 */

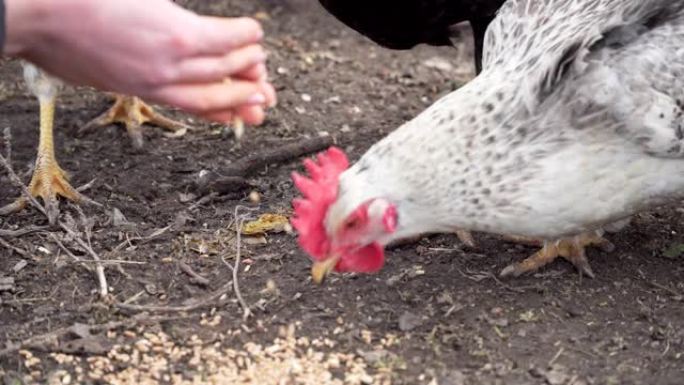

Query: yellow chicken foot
left=81, top=95, right=188, bottom=149
left=0, top=93, right=91, bottom=224
left=499, top=232, right=614, bottom=278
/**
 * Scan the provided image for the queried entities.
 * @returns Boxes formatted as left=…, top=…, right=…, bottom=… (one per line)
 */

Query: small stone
left=248, top=191, right=261, bottom=204
left=564, top=304, right=584, bottom=318
left=358, top=349, right=388, bottom=365
left=0, top=276, right=15, bottom=292
left=12, top=260, right=27, bottom=273
left=423, top=57, right=455, bottom=72
left=111, top=208, right=134, bottom=228
left=398, top=311, right=423, bottom=332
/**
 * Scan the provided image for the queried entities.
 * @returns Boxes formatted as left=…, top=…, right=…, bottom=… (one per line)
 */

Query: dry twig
left=457, top=268, right=531, bottom=294
left=179, top=260, right=210, bottom=286
left=0, top=236, right=28, bottom=256
left=195, top=135, right=334, bottom=195
left=3, top=127, right=11, bottom=165
left=0, top=151, right=48, bottom=217
left=232, top=207, right=254, bottom=319
left=115, top=280, right=234, bottom=313
left=222, top=135, right=335, bottom=178
left=648, top=280, right=683, bottom=299
left=59, top=222, right=108, bottom=298
left=0, top=225, right=49, bottom=237
left=50, top=233, right=93, bottom=273
left=219, top=206, right=258, bottom=320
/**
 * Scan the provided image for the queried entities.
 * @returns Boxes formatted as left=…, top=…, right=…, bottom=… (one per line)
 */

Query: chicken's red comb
left=291, top=146, right=349, bottom=260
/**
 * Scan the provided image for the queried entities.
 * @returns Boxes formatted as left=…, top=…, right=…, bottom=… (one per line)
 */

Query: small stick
left=0, top=225, right=49, bottom=237
left=648, top=280, right=683, bottom=298
left=548, top=347, right=565, bottom=367
left=59, top=222, right=108, bottom=298
left=188, top=192, right=219, bottom=210
left=457, top=268, right=530, bottom=294
left=178, top=260, right=210, bottom=286
left=194, top=136, right=334, bottom=195
left=219, top=206, right=257, bottom=319
left=0, top=152, right=47, bottom=217
left=75, top=260, right=146, bottom=265
left=221, top=135, right=335, bottom=178
left=3, top=127, right=11, bottom=165
left=50, top=233, right=93, bottom=273
left=232, top=208, right=252, bottom=319
left=115, top=280, right=233, bottom=313
left=0, top=237, right=28, bottom=256
left=107, top=225, right=172, bottom=256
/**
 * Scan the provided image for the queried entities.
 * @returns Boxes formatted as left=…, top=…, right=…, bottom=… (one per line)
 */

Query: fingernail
left=247, top=93, right=266, bottom=105
left=256, top=50, right=268, bottom=63
left=254, top=27, right=264, bottom=40
left=267, top=94, right=277, bottom=108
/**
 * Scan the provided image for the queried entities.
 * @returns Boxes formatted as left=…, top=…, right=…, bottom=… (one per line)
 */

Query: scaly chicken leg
left=499, top=232, right=615, bottom=278
left=0, top=64, right=89, bottom=224
left=81, top=95, right=188, bottom=149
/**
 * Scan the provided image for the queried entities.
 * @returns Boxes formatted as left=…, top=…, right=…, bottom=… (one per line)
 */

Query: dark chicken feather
left=318, top=0, right=504, bottom=72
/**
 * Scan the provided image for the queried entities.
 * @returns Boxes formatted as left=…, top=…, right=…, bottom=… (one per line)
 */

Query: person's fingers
left=236, top=105, right=266, bottom=126
left=191, top=17, right=263, bottom=56
left=150, top=80, right=267, bottom=113
left=235, top=63, right=267, bottom=82
left=201, top=105, right=265, bottom=126
left=258, top=81, right=277, bottom=108
left=201, top=110, right=234, bottom=124
left=172, top=44, right=266, bottom=83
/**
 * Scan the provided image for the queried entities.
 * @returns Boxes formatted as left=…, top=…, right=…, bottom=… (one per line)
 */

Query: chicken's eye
left=345, top=218, right=360, bottom=229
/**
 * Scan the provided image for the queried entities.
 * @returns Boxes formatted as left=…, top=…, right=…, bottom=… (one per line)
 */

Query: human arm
left=4, top=0, right=275, bottom=125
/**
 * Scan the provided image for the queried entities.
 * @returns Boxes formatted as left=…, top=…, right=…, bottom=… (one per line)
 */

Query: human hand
left=5, top=0, right=276, bottom=124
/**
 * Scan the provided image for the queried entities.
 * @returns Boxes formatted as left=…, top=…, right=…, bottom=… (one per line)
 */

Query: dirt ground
left=1, top=1, right=684, bottom=384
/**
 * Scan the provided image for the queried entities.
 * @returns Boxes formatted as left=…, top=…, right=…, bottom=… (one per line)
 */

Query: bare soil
left=1, top=1, right=683, bottom=384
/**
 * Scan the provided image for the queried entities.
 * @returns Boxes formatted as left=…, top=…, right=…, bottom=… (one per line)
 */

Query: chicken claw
left=82, top=95, right=188, bottom=149
left=499, top=232, right=614, bottom=278
left=0, top=160, right=87, bottom=224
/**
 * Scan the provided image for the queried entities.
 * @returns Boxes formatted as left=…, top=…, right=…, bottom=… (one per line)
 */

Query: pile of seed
left=12, top=325, right=394, bottom=385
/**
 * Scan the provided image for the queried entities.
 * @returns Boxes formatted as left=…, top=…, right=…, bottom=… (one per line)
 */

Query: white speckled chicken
left=292, top=0, right=684, bottom=282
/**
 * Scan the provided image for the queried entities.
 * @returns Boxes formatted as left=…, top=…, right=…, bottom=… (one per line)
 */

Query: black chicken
left=318, top=0, right=505, bottom=72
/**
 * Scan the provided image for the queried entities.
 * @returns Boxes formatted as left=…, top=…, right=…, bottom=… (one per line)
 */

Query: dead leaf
left=187, top=237, right=220, bottom=255
left=240, top=214, right=291, bottom=236
left=662, top=243, right=684, bottom=259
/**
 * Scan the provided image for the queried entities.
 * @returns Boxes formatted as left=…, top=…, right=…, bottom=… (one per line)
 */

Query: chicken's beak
left=311, top=254, right=341, bottom=284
